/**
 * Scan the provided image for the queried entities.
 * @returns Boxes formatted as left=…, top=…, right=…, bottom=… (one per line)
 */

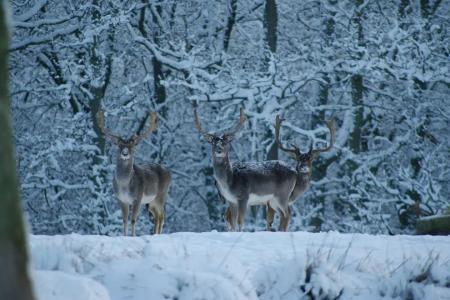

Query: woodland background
left=9, top=0, right=450, bottom=235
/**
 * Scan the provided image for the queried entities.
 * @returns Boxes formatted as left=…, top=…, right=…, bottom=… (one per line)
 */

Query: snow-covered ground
left=29, top=232, right=450, bottom=300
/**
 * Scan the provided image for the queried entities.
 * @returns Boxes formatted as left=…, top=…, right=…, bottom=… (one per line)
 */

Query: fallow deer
left=194, top=107, right=298, bottom=231
left=273, top=115, right=335, bottom=230
left=97, top=109, right=171, bottom=236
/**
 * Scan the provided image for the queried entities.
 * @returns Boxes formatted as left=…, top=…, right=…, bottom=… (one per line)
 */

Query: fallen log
left=416, top=214, right=450, bottom=235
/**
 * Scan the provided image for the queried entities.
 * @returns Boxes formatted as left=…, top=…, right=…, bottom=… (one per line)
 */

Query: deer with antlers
left=195, top=107, right=335, bottom=231
left=96, top=109, right=171, bottom=236
left=194, top=107, right=300, bottom=231
left=273, top=115, right=335, bottom=230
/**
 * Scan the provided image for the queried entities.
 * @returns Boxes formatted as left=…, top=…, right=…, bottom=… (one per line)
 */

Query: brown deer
left=194, top=107, right=298, bottom=231
left=273, top=115, right=335, bottom=230
left=97, top=109, right=171, bottom=236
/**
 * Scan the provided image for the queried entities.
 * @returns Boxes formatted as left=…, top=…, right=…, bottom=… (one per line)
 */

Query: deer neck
left=212, top=153, right=233, bottom=186
left=295, top=163, right=312, bottom=187
left=116, top=156, right=134, bottom=183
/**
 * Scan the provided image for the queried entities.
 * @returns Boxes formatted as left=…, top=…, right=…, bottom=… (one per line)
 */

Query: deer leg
left=155, top=208, right=163, bottom=235
left=148, top=205, right=156, bottom=234
left=130, top=201, right=141, bottom=236
left=119, top=201, right=129, bottom=236
left=266, top=203, right=275, bottom=232
left=279, top=206, right=292, bottom=232
left=157, top=210, right=165, bottom=234
left=149, top=204, right=164, bottom=235
left=224, top=204, right=238, bottom=232
left=224, top=206, right=231, bottom=231
left=237, top=198, right=248, bottom=232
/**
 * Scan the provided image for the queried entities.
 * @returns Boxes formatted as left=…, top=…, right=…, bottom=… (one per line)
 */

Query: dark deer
left=97, top=109, right=171, bottom=236
left=273, top=115, right=335, bottom=230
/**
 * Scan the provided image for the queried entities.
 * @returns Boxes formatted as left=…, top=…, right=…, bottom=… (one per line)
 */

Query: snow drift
left=29, top=232, right=450, bottom=300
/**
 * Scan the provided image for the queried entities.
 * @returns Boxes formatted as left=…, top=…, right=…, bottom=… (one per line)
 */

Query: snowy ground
left=29, top=232, right=450, bottom=300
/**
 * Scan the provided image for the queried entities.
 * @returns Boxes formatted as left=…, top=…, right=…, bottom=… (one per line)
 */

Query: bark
left=350, top=74, right=364, bottom=153
left=140, top=1, right=167, bottom=117
left=420, top=0, right=429, bottom=18
left=151, top=3, right=167, bottom=111
left=398, top=0, right=410, bottom=17
left=311, top=1, right=337, bottom=231
left=264, top=0, right=278, bottom=161
left=264, top=0, right=277, bottom=53
left=89, top=3, right=114, bottom=226
left=416, top=215, right=450, bottom=235
left=349, top=0, right=365, bottom=154
left=223, top=0, right=237, bottom=52
left=90, top=0, right=113, bottom=157
left=0, top=3, right=36, bottom=299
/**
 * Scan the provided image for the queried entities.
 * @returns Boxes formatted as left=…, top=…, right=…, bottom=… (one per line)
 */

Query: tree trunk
left=349, top=0, right=365, bottom=154
left=89, top=3, right=114, bottom=230
left=150, top=4, right=167, bottom=115
left=264, top=0, right=277, bottom=53
left=0, top=4, right=36, bottom=300
left=416, top=215, right=450, bottom=235
left=350, top=75, right=364, bottom=153
left=139, top=1, right=168, bottom=118
left=311, top=1, right=337, bottom=231
left=398, top=0, right=410, bottom=18
left=223, top=0, right=237, bottom=52
left=264, top=0, right=278, bottom=162
left=420, top=0, right=429, bottom=18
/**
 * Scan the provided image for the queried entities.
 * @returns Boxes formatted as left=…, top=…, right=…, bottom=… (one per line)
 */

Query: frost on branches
left=9, top=0, right=450, bottom=235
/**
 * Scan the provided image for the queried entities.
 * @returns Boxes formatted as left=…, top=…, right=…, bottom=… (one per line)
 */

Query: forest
left=9, top=0, right=450, bottom=236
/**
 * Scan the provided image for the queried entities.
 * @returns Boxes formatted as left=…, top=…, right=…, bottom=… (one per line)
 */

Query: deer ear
left=223, top=134, right=234, bottom=143
left=204, top=134, right=215, bottom=143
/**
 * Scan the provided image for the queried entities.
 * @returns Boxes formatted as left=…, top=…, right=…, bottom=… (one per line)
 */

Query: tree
left=0, top=3, right=35, bottom=300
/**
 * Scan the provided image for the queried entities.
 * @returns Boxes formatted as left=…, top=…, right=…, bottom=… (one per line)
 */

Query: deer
left=194, top=107, right=299, bottom=232
left=96, top=109, right=171, bottom=236
left=272, top=115, right=335, bottom=230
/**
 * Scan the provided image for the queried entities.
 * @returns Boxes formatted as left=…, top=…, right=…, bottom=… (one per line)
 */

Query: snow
left=30, top=232, right=450, bottom=300
left=233, top=160, right=296, bottom=174
left=32, top=271, right=110, bottom=300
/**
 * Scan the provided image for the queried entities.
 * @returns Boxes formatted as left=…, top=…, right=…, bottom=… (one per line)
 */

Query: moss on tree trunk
left=416, top=215, right=450, bottom=235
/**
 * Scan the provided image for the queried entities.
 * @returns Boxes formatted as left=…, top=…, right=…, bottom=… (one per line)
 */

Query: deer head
left=96, top=109, right=158, bottom=161
left=194, top=107, right=247, bottom=159
left=275, top=115, right=335, bottom=173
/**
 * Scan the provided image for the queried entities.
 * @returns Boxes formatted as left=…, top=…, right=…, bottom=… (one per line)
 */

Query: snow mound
left=29, top=232, right=450, bottom=300
left=33, top=270, right=110, bottom=300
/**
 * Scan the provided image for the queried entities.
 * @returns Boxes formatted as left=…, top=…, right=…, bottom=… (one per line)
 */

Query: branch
left=10, top=24, right=80, bottom=52
left=13, top=15, right=78, bottom=28
left=127, top=23, right=217, bottom=82
left=14, top=0, right=49, bottom=22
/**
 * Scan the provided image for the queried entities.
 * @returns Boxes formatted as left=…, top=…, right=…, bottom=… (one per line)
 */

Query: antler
left=194, top=106, right=246, bottom=140
left=310, top=119, right=335, bottom=157
left=133, top=112, right=158, bottom=145
left=275, top=115, right=301, bottom=159
left=224, top=107, right=247, bottom=137
left=193, top=108, right=215, bottom=140
left=96, top=109, right=121, bottom=145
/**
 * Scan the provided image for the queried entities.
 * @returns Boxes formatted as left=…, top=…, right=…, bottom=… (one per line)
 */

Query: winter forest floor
left=30, top=231, right=450, bottom=300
